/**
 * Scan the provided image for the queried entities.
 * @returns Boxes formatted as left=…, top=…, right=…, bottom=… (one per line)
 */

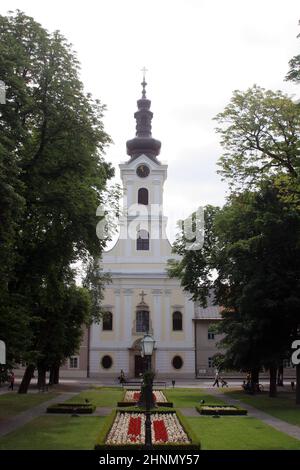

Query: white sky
left=1, top=0, right=300, bottom=243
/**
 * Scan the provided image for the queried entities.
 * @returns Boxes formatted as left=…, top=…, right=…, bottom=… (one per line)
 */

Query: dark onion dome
left=126, top=77, right=161, bottom=162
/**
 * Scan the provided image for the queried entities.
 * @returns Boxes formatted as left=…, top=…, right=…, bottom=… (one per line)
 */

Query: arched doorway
left=128, top=338, right=156, bottom=378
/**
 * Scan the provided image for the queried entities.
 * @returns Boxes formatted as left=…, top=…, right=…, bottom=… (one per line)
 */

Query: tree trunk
left=49, top=366, right=55, bottom=385
left=296, top=364, right=300, bottom=405
left=250, top=367, right=259, bottom=390
left=18, top=364, right=35, bottom=394
left=269, top=366, right=277, bottom=397
left=53, top=364, right=60, bottom=384
left=37, top=367, right=46, bottom=389
left=277, top=365, right=284, bottom=386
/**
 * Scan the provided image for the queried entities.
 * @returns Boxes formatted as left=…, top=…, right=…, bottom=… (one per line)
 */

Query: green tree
left=214, top=86, right=300, bottom=190
left=215, top=186, right=300, bottom=397
left=169, top=186, right=300, bottom=397
left=168, top=205, right=220, bottom=307
left=0, top=10, right=114, bottom=392
left=286, top=20, right=300, bottom=84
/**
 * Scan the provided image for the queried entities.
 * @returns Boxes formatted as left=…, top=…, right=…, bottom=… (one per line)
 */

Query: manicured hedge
left=117, top=390, right=173, bottom=408
left=47, top=403, right=96, bottom=414
left=196, top=404, right=247, bottom=416
left=117, top=401, right=173, bottom=408
left=94, top=409, right=200, bottom=450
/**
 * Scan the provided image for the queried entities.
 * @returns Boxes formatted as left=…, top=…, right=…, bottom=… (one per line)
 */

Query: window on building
left=208, top=357, right=213, bottom=368
left=172, top=311, right=183, bottom=331
left=69, top=356, right=79, bottom=369
left=137, top=229, right=149, bottom=250
left=136, top=310, right=149, bottom=333
left=102, top=312, right=113, bottom=331
left=138, top=188, right=148, bottom=205
left=208, top=331, right=215, bottom=340
left=172, top=356, right=183, bottom=369
left=101, top=355, right=113, bottom=369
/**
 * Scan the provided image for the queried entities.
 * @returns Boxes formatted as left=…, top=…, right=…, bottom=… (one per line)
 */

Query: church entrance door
left=134, top=355, right=150, bottom=377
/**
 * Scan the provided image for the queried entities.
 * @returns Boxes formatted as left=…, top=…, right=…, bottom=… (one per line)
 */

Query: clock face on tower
left=136, top=164, right=150, bottom=178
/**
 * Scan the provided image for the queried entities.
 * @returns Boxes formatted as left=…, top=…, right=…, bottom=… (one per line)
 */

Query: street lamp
left=140, top=333, right=155, bottom=450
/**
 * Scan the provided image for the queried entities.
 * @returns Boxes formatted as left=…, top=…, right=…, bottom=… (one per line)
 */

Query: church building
left=87, top=77, right=221, bottom=379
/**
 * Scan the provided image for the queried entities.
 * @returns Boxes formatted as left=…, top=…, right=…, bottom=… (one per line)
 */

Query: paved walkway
left=0, top=392, right=77, bottom=438
left=95, top=407, right=113, bottom=416
left=178, top=407, right=199, bottom=417
left=208, top=389, right=300, bottom=441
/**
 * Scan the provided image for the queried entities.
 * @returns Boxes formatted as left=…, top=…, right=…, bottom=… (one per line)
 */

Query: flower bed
left=196, top=404, right=247, bottom=416
left=47, top=403, right=95, bottom=414
left=125, top=390, right=167, bottom=402
left=117, top=390, right=173, bottom=407
left=95, top=410, right=200, bottom=450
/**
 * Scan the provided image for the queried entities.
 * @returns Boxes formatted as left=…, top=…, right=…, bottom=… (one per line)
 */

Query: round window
left=101, top=355, right=113, bottom=369
left=172, top=356, right=183, bottom=370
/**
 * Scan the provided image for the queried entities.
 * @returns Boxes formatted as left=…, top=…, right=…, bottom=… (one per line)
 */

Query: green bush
left=117, top=401, right=173, bottom=408
left=47, top=403, right=95, bottom=414
left=117, top=390, right=173, bottom=408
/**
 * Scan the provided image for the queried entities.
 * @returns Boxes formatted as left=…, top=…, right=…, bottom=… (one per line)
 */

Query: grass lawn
left=186, top=416, right=300, bottom=450
left=165, top=388, right=225, bottom=408
left=0, top=392, right=60, bottom=421
left=66, top=387, right=123, bottom=407
left=225, top=390, right=300, bottom=427
left=0, top=415, right=104, bottom=450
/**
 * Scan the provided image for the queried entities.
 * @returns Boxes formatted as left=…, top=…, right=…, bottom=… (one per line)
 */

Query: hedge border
left=196, top=404, right=247, bottom=416
left=47, top=403, right=96, bottom=414
left=118, top=390, right=173, bottom=408
left=117, top=401, right=173, bottom=408
left=94, top=409, right=200, bottom=450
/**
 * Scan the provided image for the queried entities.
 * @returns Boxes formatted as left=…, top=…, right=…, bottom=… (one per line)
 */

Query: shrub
left=47, top=403, right=95, bottom=414
left=196, top=404, right=247, bottom=416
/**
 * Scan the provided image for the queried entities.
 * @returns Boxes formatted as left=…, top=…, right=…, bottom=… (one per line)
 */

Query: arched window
left=172, top=311, right=183, bottom=331
left=137, top=229, right=149, bottom=251
left=136, top=310, right=149, bottom=333
left=102, top=312, right=113, bottom=331
left=138, top=188, right=148, bottom=205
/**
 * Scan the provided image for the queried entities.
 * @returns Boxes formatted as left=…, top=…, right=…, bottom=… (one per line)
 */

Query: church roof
left=194, top=305, right=222, bottom=320
left=126, top=73, right=161, bottom=162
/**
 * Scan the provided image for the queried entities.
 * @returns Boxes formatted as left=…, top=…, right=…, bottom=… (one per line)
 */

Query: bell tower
left=117, top=74, right=170, bottom=260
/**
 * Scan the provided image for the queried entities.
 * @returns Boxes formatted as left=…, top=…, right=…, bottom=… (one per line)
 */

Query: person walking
left=8, top=371, right=15, bottom=391
left=119, top=369, right=126, bottom=384
left=213, top=369, right=220, bottom=387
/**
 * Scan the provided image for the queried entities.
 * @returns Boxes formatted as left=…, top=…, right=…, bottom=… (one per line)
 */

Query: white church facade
left=88, top=78, right=221, bottom=379
left=15, top=78, right=224, bottom=381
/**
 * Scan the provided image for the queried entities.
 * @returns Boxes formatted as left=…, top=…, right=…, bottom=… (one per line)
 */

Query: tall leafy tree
left=214, top=86, right=300, bottom=190
left=0, top=10, right=114, bottom=392
left=214, top=186, right=300, bottom=397
left=169, top=185, right=300, bottom=397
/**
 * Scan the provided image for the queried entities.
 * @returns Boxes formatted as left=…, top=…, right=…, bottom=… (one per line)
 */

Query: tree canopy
left=0, top=10, right=115, bottom=391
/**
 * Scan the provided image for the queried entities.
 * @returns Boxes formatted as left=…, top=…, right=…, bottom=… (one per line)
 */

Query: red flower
left=127, top=416, right=141, bottom=442
left=133, top=392, right=140, bottom=401
left=153, top=419, right=168, bottom=442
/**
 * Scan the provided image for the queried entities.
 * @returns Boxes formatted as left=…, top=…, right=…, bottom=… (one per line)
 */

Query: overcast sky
left=1, top=0, right=300, bottom=242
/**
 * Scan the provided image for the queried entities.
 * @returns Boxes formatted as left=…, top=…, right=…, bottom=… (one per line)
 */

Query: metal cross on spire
left=141, top=66, right=148, bottom=98
left=139, top=290, right=147, bottom=303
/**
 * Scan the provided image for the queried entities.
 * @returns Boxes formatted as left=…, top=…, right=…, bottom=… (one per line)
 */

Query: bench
left=121, top=380, right=167, bottom=389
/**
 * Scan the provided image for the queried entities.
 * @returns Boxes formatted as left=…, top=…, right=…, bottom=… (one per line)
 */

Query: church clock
left=136, top=164, right=150, bottom=178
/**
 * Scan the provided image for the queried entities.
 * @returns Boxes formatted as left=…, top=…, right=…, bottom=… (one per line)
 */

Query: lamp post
left=140, top=333, right=155, bottom=450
